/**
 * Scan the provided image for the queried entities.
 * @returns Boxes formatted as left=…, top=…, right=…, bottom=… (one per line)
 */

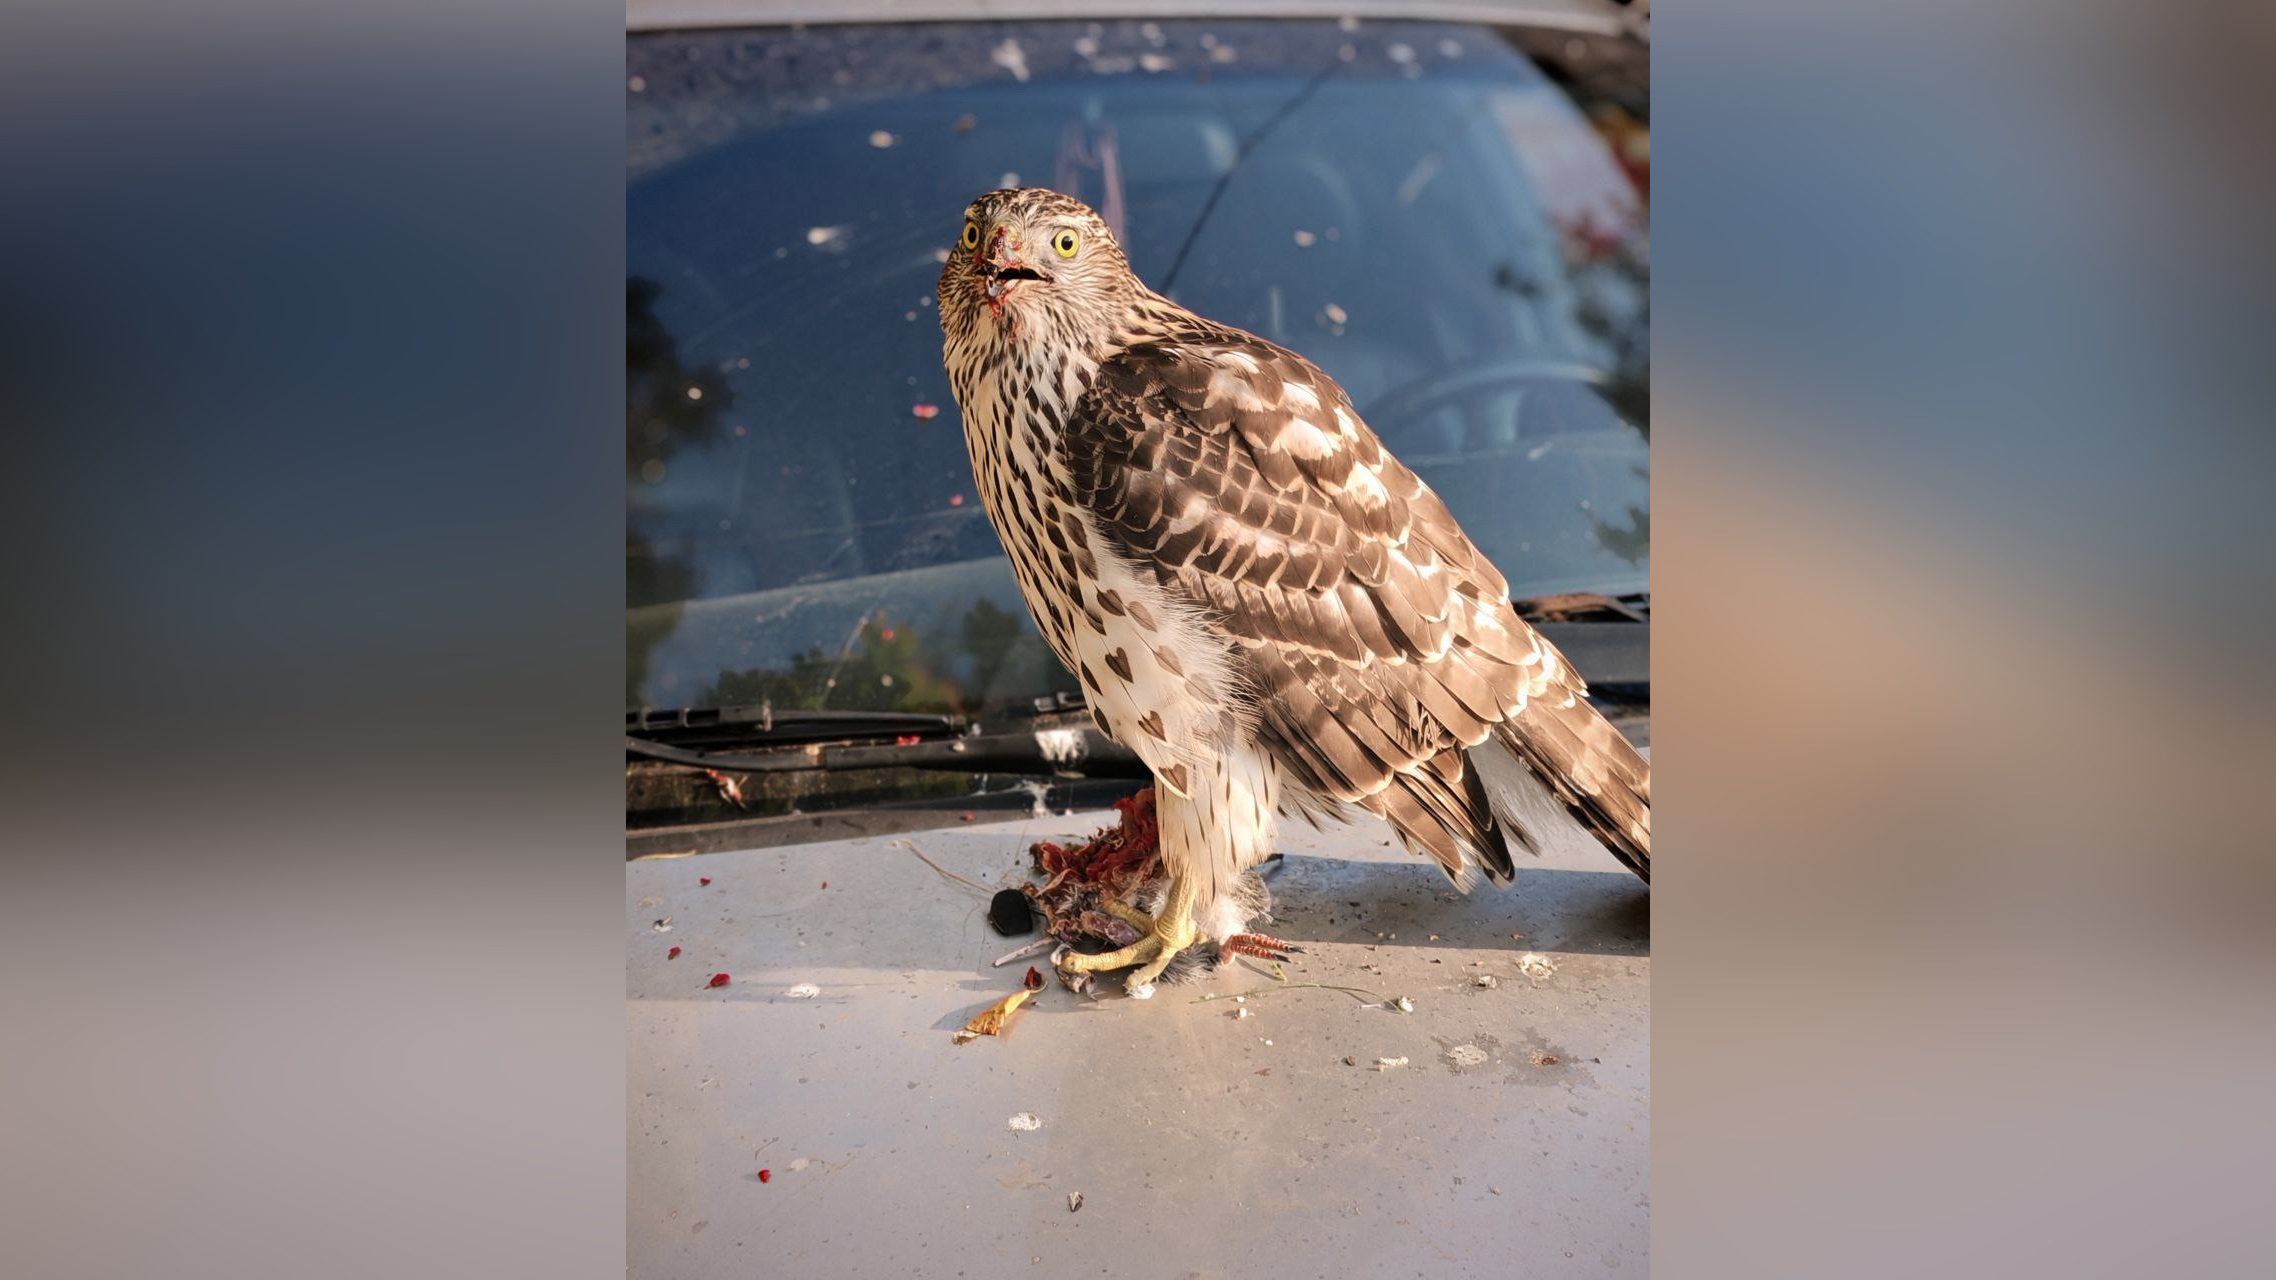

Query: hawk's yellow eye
left=1052, top=229, right=1080, bottom=258
left=960, top=221, right=981, bottom=250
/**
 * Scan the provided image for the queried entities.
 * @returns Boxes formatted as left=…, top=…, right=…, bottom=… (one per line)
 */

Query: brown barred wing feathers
left=1064, top=326, right=1647, bottom=885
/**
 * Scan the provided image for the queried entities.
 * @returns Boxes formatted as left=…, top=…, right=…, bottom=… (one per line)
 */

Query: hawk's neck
left=950, top=292, right=1191, bottom=432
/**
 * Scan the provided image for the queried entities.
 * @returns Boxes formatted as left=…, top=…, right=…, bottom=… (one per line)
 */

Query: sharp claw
left=1218, top=932, right=1302, bottom=963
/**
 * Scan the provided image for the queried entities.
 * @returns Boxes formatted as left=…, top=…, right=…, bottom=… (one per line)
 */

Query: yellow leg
left=1098, top=898, right=1155, bottom=930
left=1056, top=872, right=1200, bottom=997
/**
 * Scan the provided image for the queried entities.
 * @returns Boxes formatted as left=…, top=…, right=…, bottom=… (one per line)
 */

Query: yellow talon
left=1098, top=898, right=1156, bottom=930
left=1055, top=873, right=1200, bottom=994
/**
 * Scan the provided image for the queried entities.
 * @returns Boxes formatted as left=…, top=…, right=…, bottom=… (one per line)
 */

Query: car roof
left=628, top=0, right=1634, bottom=38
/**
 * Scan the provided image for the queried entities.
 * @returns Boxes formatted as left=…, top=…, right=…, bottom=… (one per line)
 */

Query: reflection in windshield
left=626, top=277, right=728, bottom=705
left=627, top=19, right=1648, bottom=715
left=700, top=597, right=1072, bottom=714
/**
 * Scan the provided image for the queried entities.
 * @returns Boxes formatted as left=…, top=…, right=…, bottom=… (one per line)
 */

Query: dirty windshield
left=627, top=19, right=1649, bottom=717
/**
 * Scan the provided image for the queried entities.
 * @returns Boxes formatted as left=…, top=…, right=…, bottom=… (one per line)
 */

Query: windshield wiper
left=629, top=703, right=959, bottom=741
left=626, top=584, right=1649, bottom=781
left=625, top=702, right=1147, bottom=779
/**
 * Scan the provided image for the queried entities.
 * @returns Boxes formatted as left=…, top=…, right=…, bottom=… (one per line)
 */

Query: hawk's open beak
left=978, top=227, right=1048, bottom=299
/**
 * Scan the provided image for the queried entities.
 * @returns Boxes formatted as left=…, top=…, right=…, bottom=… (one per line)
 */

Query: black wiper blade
left=625, top=723, right=1146, bottom=779
left=627, top=703, right=961, bottom=748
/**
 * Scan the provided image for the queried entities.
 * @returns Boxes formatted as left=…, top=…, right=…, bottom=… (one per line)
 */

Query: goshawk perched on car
left=939, top=189, right=1649, bottom=996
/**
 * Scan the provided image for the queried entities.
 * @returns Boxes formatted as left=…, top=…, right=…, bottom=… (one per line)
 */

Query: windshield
left=627, top=19, right=1648, bottom=717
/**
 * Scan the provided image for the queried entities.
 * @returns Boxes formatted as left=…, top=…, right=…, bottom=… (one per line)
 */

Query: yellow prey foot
left=1055, top=875, right=1199, bottom=997
left=1098, top=898, right=1156, bottom=931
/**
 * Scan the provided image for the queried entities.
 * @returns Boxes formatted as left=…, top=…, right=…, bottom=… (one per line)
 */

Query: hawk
left=939, top=189, right=1649, bottom=996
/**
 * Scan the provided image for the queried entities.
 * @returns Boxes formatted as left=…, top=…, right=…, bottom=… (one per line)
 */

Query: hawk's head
left=939, top=188, right=1135, bottom=357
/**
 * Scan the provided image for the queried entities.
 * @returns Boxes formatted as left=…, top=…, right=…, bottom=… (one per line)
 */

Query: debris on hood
left=1375, top=1056, right=1409, bottom=1071
left=706, top=973, right=731, bottom=989
left=1067, top=1192, right=1084, bottom=1213
left=1023, top=966, right=1045, bottom=992
left=993, top=937, right=1055, bottom=968
left=989, top=888, right=1037, bottom=936
left=1473, top=974, right=1498, bottom=989
left=1195, top=980, right=1405, bottom=1010
left=894, top=837, right=991, bottom=894
left=667, top=946, right=682, bottom=960
left=785, top=983, right=821, bottom=999
left=1518, top=953, right=1558, bottom=979
left=952, top=989, right=1033, bottom=1044
left=1006, top=1111, right=1043, bottom=1132
left=652, top=918, right=673, bottom=933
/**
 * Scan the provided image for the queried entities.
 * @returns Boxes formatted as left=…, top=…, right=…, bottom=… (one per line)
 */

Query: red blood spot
left=707, top=973, right=731, bottom=988
left=667, top=946, right=682, bottom=959
left=820, top=881, right=828, bottom=890
left=1024, top=966, right=1044, bottom=991
left=699, top=876, right=712, bottom=886
left=757, top=1169, right=771, bottom=1183
left=948, top=493, right=965, bottom=507
left=912, top=403, right=940, bottom=419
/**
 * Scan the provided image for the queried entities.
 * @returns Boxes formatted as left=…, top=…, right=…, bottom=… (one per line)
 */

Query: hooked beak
left=975, top=225, right=1048, bottom=300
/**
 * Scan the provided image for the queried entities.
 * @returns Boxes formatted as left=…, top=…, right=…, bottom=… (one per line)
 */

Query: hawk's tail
left=1466, top=699, right=1651, bottom=884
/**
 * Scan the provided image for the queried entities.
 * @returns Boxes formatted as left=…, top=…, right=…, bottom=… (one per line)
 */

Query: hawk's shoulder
left=1063, top=320, right=1513, bottom=656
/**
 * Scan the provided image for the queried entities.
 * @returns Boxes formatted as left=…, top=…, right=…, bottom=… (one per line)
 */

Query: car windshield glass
left=627, top=19, right=1648, bottom=718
